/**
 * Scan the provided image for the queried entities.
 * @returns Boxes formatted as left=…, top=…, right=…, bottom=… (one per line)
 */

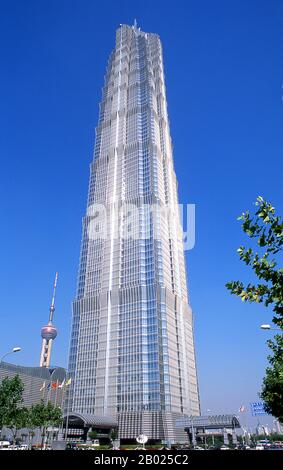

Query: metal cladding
left=0, top=362, right=66, bottom=408
left=67, top=23, right=200, bottom=442
left=63, top=412, right=118, bottom=429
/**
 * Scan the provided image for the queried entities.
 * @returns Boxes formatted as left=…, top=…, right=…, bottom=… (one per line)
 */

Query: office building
left=67, top=23, right=200, bottom=442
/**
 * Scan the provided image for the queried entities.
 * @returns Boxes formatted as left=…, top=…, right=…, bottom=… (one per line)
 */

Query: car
left=220, top=445, right=230, bottom=450
left=19, top=444, right=28, bottom=450
left=255, top=445, right=264, bottom=450
left=0, top=441, right=11, bottom=449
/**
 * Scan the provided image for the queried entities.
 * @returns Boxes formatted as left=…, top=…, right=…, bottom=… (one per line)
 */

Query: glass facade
left=67, top=24, right=200, bottom=441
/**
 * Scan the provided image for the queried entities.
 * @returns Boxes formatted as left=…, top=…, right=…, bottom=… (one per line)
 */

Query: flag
left=239, top=405, right=245, bottom=413
left=40, top=381, right=46, bottom=392
left=51, top=382, right=58, bottom=390
left=47, top=383, right=51, bottom=390
left=58, top=379, right=65, bottom=389
left=66, top=378, right=72, bottom=386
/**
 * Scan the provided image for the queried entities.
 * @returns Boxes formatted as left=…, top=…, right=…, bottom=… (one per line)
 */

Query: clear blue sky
left=1, top=0, right=282, bottom=427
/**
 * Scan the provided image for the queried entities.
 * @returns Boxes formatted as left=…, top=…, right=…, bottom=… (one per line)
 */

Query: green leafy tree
left=28, top=430, right=35, bottom=450
left=261, top=334, right=283, bottom=423
left=110, top=428, right=118, bottom=441
left=88, top=429, right=98, bottom=441
left=22, top=410, right=37, bottom=449
left=226, top=196, right=283, bottom=327
left=6, top=407, right=30, bottom=444
left=30, top=400, right=62, bottom=448
left=20, top=432, right=28, bottom=443
left=226, top=196, right=283, bottom=421
left=0, top=375, right=25, bottom=439
left=270, top=433, right=283, bottom=441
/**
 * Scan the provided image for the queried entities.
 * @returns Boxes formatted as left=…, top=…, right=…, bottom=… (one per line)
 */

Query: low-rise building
left=0, top=361, right=66, bottom=408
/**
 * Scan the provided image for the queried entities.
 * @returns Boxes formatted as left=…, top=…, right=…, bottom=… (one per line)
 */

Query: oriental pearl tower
left=39, top=273, right=58, bottom=368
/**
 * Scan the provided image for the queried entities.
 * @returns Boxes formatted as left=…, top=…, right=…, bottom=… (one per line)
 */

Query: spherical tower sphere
left=41, top=324, right=57, bottom=341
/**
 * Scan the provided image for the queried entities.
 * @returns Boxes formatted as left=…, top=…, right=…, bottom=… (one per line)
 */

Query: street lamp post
left=0, top=347, right=21, bottom=363
left=260, top=325, right=283, bottom=341
left=260, top=324, right=282, bottom=332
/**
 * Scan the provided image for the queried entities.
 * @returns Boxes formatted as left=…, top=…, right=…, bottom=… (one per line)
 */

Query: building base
left=118, top=411, right=191, bottom=444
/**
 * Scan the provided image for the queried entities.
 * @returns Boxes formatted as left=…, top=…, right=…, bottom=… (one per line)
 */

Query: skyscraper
left=67, top=23, right=200, bottom=442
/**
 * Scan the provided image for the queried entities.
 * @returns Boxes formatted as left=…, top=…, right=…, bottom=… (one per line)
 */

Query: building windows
left=68, top=24, right=199, bottom=432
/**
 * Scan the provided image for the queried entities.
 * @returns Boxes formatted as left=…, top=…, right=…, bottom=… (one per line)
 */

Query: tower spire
left=39, top=273, right=59, bottom=368
left=49, top=271, right=58, bottom=323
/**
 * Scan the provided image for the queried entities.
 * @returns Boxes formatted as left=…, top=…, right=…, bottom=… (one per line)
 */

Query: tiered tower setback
left=67, top=23, right=200, bottom=442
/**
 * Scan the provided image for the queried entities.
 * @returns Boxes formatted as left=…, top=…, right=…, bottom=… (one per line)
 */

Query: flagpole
left=60, top=381, right=65, bottom=409
left=55, top=379, right=59, bottom=406
left=242, top=408, right=248, bottom=445
left=64, top=378, right=72, bottom=442
left=64, top=388, right=70, bottom=441
left=238, top=404, right=248, bottom=445
left=59, top=380, right=66, bottom=440
left=43, top=384, right=51, bottom=450
left=40, top=381, right=46, bottom=400
left=49, top=382, right=52, bottom=402
left=48, top=380, right=58, bottom=447
left=65, top=408, right=70, bottom=442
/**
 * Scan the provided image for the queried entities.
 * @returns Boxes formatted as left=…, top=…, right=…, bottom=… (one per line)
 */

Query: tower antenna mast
left=49, top=271, right=58, bottom=323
